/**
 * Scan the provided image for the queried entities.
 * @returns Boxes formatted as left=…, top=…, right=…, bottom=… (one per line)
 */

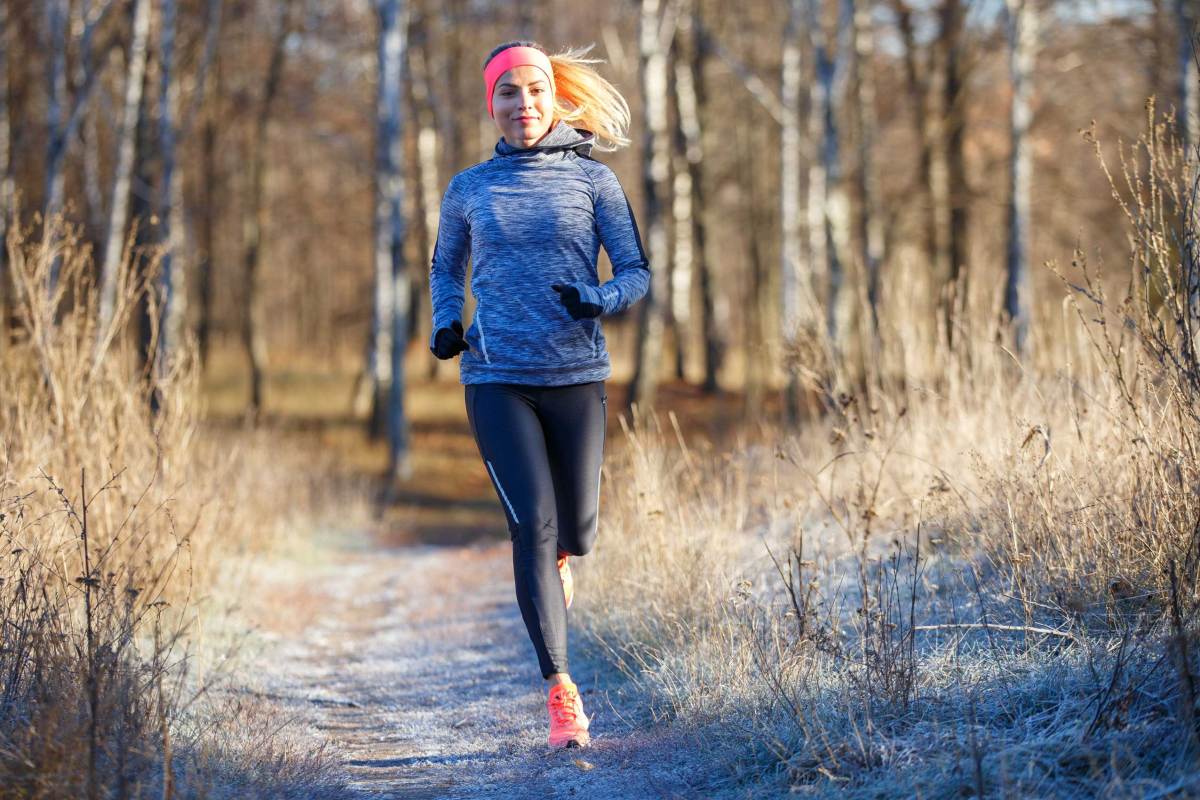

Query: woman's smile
left=492, top=65, right=556, bottom=147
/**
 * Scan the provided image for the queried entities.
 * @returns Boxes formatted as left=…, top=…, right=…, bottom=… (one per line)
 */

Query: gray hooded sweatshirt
left=428, top=120, right=651, bottom=386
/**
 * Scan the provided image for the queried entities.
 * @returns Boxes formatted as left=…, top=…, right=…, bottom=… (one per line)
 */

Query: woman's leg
left=539, top=381, right=607, bottom=557
left=465, top=383, right=568, bottom=679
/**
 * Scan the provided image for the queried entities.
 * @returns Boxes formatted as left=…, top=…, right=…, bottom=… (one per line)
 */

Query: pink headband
left=483, top=46, right=554, bottom=118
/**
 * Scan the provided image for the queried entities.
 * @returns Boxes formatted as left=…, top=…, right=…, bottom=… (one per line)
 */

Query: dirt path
left=237, top=529, right=726, bottom=799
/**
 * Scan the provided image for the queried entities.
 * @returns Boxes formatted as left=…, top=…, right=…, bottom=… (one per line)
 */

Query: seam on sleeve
left=572, top=156, right=599, bottom=206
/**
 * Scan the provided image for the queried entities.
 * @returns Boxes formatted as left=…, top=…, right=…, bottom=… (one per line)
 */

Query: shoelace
left=549, top=688, right=579, bottom=725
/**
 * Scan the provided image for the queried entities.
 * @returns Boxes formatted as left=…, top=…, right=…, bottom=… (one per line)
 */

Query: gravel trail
left=239, top=531, right=725, bottom=799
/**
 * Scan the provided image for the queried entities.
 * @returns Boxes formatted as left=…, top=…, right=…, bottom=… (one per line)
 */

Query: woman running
left=427, top=40, right=650, bottom=749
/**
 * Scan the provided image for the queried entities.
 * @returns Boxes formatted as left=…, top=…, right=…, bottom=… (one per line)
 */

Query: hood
left=494, top=120, right=595, bottom=159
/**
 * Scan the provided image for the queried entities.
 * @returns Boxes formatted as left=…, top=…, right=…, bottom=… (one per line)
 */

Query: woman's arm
left=428, top=174, right=471, bottom=350
left=587, top=164, right=651, bottom=316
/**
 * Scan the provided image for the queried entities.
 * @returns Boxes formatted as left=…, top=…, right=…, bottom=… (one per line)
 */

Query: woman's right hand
left=431, top=320, right=470, bottom=360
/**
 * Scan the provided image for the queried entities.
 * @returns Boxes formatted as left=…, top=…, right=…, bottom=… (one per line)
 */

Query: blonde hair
left=485, top=41, right=632, bottom=152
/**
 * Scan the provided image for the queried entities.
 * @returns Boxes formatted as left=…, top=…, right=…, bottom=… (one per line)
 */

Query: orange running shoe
left=557, top=551, right=574, bottom=610
left=546, top=681, right=591, bottom=748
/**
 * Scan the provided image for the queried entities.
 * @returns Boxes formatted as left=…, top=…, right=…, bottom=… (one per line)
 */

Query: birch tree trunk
left=156, top=0, right=184, bottom=377
left=679, top=2, right=720, bottom=393
left=1178, top=0, right=1200, bottom=332
left=628, top=0, right=674, bottom=416
left=938, top=0, right=969, bottom=349
left=0, top=0, right=10, bottom=353
left=805, top=0, right=856, bottom=362
left=1003, top=0, right=1036, bottom=355
left=781, top=0, right=806, bottom=421
left=83, top=105, right=105, bottom=242
left=98, top=0, right=152, bottom=339
left=44, top=0, right=69, bottom=228
left=1177, top=0, right=1199, bottom=153
left=375, top=0, right=412, bottom=480
left=196, top=0, right=223, bottom=372
left=852, top=0, right=884, bottom=357
left=669, top=28, right=691, bottom=382
left=740, top=118, right=769, bottom=420
left=43, top=0, right=113, bottom=265
left=242, top=0, right=294, bottom=419
left=804, top=0, right=829, bottom=356
left=891, top=0, right=942, bottom=344
left=406, top=5, right=439, bottom=352
left=828, top=0, right=856, bottom=358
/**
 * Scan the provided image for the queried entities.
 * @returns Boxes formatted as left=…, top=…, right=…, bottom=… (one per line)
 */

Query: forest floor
left=202, top=368, right=769, bottom=799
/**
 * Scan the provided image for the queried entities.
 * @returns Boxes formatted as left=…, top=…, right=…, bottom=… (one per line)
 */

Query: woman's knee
left=511, top=513, right=560, bottom=551
left=558, top=513, right=598, bottom=556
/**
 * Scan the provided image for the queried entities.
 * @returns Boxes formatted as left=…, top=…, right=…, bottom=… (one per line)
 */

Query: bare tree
left=373, top=0, right=412, bottom=481
left=851, top=0, right=884, bottom=349
left=1177, top=0, right=1200, bottom=152
left=938, top=0, right=969, bottom=348
left=406, top=2, right=439, bottom=352
left=669, top=17, right=691, bottom=382
left=156, top=0, right=184, bottom=376
left=781, top=0, right=806, bottom=421
left=1178, top=0, right=1200, bottom=330
left=195, top=0, right=224, bottom=372
left=44, top=0, right=69, bottom=227
left=97, top=0, right=152, bottom=340
left=0, top=0, right=11, bottom=352
left=805, top=0, right=856, bottom=355
left=628, top=0, right=675, bottom=416
left=739, top=115, right=771, bottom=420
left=685, top=3, right=721, bottom=395
left=242, top=0, right=295, bottom=419
left=890, top=0, right=942, bottom=320
left=43, top=0, right=114, bottom=240
left=1003, top=0, right=1037, bottom=354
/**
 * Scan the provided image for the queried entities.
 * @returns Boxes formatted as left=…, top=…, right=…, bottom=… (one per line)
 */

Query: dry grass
left=0, top=219, right=353, bottom=798
left=576, top=107, right=1200, bottom=797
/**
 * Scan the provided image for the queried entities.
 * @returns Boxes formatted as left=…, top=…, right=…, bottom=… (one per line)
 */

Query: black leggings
left=465, top=380, right=607, bottom=679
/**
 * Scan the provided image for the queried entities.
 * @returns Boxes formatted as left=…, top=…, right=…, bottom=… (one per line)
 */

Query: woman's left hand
left=550, top=283, right=604, bottom=320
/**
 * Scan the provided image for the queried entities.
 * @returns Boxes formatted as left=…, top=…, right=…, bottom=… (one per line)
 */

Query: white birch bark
left=156, top=0, right=185, bottom=374
left=1177, top=0, right=1200, bottom=154
left=374, top=0, right=411, bottom=479
left=780, top=0, right=807, bottom=420
left=97, top=0, right=152, bottom=338
left=853, top=0, right=884, bottom=341
left=44, top=0, right=69, bottom=228
left=670, top=25, right=693, bottom=381
left=827, top=0, right=856, bottom=353
left=629, top=0, right=675, bottom=413
left=805, top=0, right=855, bottom=353
left=43, top=0, right=114, bottom=247
left=680, top=3, right=720, bottom=393
left=1003, top=0, right=1037, bottom=354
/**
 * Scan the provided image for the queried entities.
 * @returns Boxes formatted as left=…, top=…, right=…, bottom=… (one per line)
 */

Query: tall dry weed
left=0, top=219, right=341, bottom=798
left=580, top=103, right=1200, bottom=797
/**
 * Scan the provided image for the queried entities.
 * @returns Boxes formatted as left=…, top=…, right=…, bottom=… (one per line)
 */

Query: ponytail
left=484, top=41, right=632, bottom=153
left=548, top=46, right=631, bottom=152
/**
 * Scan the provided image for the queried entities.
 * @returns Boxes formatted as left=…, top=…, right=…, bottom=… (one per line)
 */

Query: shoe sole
left=549, top=726, right=591, bottom=749
left=551, top=734, right=590, bottom=749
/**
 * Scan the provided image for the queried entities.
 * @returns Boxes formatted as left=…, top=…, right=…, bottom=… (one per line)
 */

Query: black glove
left=431, top=320, right=470, bottom=360
left=551, top=283, right=604, bottom=320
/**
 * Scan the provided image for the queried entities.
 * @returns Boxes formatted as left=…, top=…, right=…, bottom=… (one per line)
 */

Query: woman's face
left=491, top=65, right=555, bottom=148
